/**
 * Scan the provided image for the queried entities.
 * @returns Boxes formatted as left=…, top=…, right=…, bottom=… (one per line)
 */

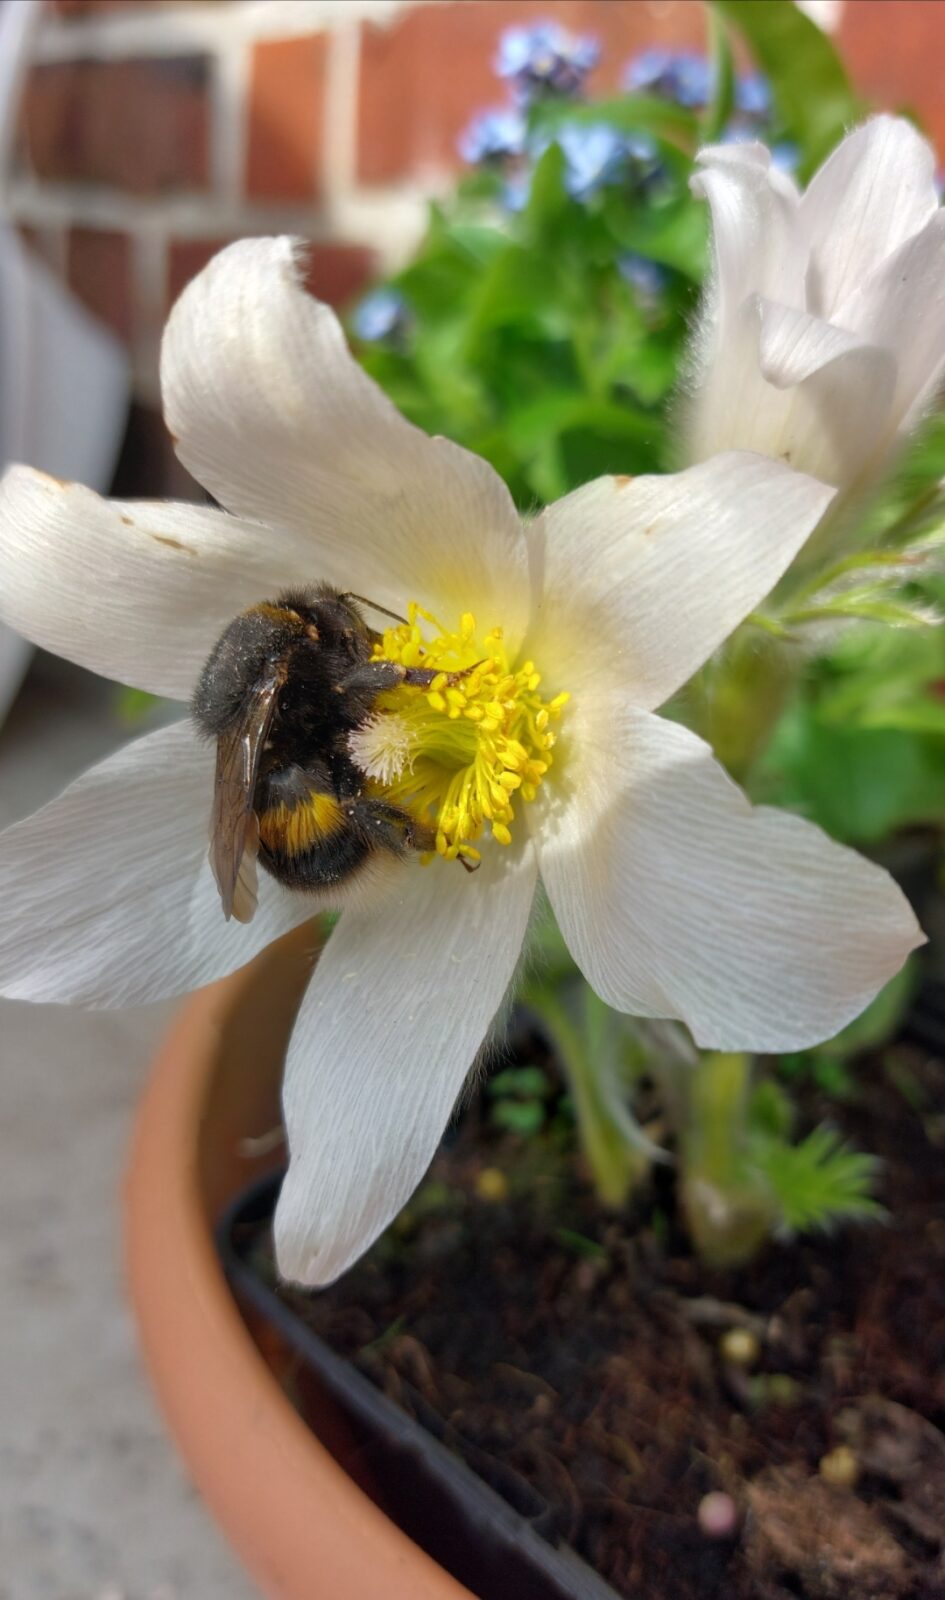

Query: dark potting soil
left=243, top=1020, right=945, bottom=1600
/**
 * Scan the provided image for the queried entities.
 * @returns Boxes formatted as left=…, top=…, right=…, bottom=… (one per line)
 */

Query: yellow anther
left=351, top=603, right=568, bottom=864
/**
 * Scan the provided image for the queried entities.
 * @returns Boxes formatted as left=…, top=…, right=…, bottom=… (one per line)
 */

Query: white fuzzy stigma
left=348, top=712, right=414, bottom=785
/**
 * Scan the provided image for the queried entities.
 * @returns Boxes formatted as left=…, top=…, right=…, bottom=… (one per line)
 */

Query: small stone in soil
left=819, top=1445, right=860, bottom=1489
left=475, top=1166, right=509, bottom=1202
left=697, top=1491, right=739, bottom=1538
left=719, top=1326, right=760, bottom=1368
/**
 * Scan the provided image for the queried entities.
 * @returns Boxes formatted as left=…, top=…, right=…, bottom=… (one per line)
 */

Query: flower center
left=348, top=602, right=568, bottom=863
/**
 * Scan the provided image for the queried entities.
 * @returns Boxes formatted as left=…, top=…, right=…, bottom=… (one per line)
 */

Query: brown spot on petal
left=613, top=474, right=633, bottom=489
left=120, top=515, right=133, bottom=526
left=150, top=532, right=195, bottom=555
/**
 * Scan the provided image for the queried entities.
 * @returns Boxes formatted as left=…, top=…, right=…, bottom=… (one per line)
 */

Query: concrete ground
left=0, top=654, right=256, bottom=1600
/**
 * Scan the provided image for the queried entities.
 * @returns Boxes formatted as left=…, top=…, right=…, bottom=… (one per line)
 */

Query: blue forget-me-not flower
left=496, top=20, right=600, bottom=100
left=351, top=288, right=411, bottom=344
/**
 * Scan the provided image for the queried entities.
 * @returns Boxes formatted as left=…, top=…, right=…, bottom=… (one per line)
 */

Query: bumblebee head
left=272, top=585, right=375, bottom=652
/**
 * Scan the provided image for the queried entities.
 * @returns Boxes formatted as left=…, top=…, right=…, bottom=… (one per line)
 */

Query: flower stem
left=525, top=986, right=650, bottom=1207
left=676, top=1051, right=777, bottom=1267
left=693, top=631, right=797, bottom=784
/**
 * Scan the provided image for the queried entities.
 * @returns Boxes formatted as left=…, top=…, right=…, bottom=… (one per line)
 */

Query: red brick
left=167, top=237, right=376, bottom=316
left=16, top=223, right=60, bottom=272
left=20, top=57, right=210, bottom=192
left=839, top=0, right=945, bottom=156
left=303, top=243, right=375, bottom=308
left=246, top=35, right=327, bottom=203
left=166, top=237, right=225, bottom=312
left=67, top=227, right=133, bottom=342
left=110, top=401, right=204, bottom=501
left=356, top=0, right=706, bottom=184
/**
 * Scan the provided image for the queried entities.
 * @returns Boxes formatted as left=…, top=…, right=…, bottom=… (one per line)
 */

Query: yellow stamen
left=348, top=602, right=569, bottom=859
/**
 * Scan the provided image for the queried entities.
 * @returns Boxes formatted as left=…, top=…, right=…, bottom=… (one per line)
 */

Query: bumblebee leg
left=337, top=660, right=434, bottom=695
left=351, top=797, right=437, bottom=855
left=338, top=660, right=482, bottom=695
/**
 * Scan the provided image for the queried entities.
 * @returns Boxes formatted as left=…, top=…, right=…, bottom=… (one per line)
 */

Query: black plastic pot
left=216, top=1172, right=622, bottom=1600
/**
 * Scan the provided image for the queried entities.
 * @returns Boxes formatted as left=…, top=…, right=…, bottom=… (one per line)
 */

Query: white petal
left=834, top=209, right=945, bottom=439
left=538, top=705, right=923, bottom=1053
left=688, top=296, right=896, bottom=487
left=691, top=141, right=801, bottom=328
left=274, top=840, right=539, bottom=1286
left=0, top=466, right=319, bottom=700
left=0, top=720, right=315, bottom=1006
left=524, top=453, right=834, bottom=714
left=755, top=299, right=897, bottom=486
left=162, top=237, right=529, bottom=643
left=757, top=299, right=865, bottom=387
left=798, top=116, right=938, bottom=319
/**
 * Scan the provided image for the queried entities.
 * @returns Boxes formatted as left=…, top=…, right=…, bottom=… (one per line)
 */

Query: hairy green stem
left=678, top=1051, right=776, bottom=1267
left=527, top=988, right=649, bottom=1207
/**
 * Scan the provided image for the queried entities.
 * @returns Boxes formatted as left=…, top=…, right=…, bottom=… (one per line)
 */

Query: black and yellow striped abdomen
left=257, top=790, right=346, bottom=858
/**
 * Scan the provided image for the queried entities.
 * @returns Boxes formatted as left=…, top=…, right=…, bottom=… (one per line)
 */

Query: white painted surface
left=795, top=0, right=844, bottom=33
left=0, top=656, right=258, bottom=1600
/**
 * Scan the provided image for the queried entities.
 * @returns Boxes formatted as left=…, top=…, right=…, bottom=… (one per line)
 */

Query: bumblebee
left=192, top=586, right=452, bottom=923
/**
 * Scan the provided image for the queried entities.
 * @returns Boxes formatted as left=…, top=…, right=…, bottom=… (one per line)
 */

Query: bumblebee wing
left=229, top=811, right=260, bottom=925
left=209, top=666, right=282, bottom=923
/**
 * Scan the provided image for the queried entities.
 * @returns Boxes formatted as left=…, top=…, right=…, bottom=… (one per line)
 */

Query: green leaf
left=503, top=391, right=659, bottom=456
left=713, top=0, right=864, bottom=174
left=554, top=1227, right=608, bottom=1260
left=487, top=1066, right=550, bottom=1099
left=116, top=686, right=160, bottom=724
left=749, top=1077, right=795, bottom=1140
left=502, top=391, right=666, bottom=502
left=492, top=1099, right=545, bottom=1136
left=464, top=242, right=570, bottom=340
left=530, top=92, right=700, bottom=147
left=522, top=141, right=570, bottom=236
left=604, top=190, right=708, bottom=279
left=763, top=713, right=945, bottom=842
left=756, top=1125, right=884, bottom=1233
left=702, top=7, right=737, bottom=143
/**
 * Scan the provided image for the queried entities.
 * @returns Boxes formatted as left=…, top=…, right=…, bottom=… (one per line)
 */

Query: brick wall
left=3, top=0, right=943, bottom=480
left=6, top=0, right=722, bottom=410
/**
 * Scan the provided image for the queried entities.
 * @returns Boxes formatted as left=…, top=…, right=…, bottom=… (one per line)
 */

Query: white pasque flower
left=685, top=116, right=945, bottom=493
left=0, top=239, right=922, bottom=1285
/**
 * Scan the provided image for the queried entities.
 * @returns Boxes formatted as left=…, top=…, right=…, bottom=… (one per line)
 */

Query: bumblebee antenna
left=345, top=592, right=409, bottom=626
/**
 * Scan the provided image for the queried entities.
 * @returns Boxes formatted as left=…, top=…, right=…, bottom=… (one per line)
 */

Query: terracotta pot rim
left=123, top=931, right=473, bottom=1600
